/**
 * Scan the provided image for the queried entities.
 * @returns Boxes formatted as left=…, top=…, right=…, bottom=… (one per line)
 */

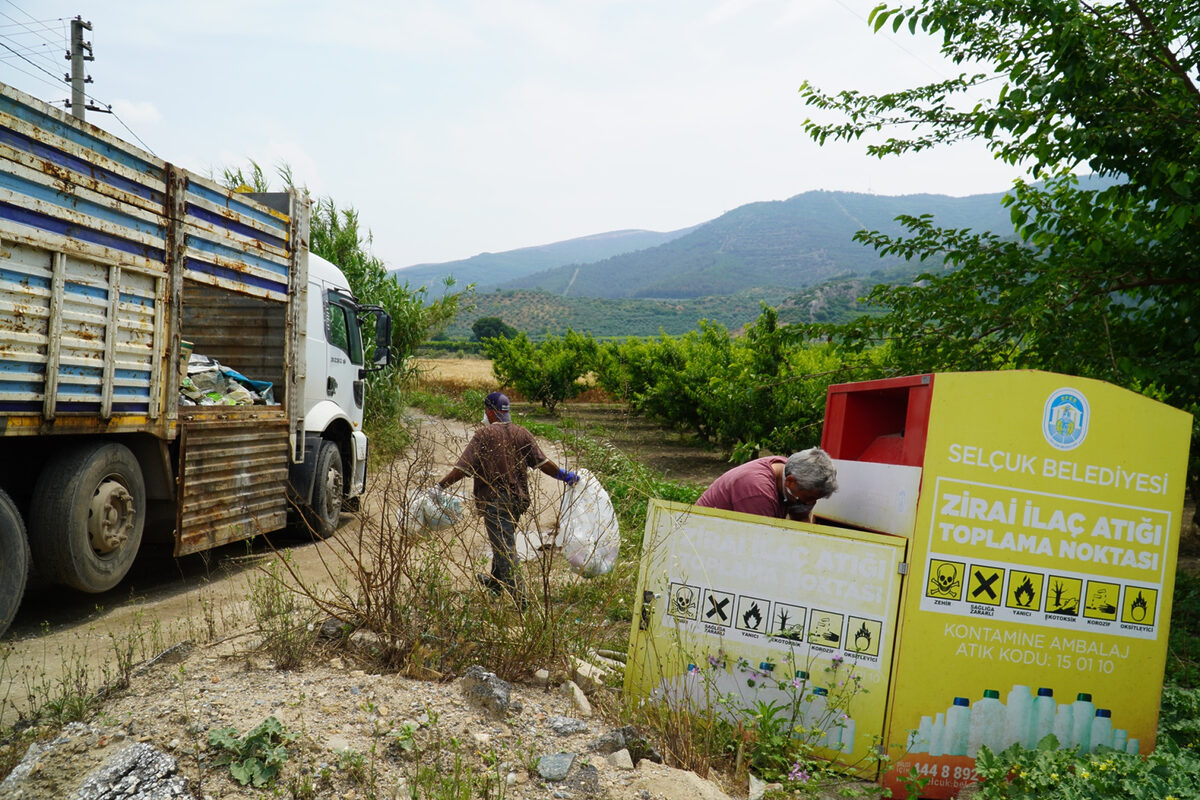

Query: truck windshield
left=328, top=295, right=364, bottom=366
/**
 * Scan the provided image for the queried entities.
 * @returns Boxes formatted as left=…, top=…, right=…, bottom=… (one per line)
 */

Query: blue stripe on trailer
left=0, top=265, right=50, bottom=290
left=0, top=379, right=41, bottom=393
left=0, top=170, right=164, bottom=240
left=186, top=182, right=289, bottom=236
left=185, top=234, right=289, bottom=279
left=0, top=401, right=39, bottom=412
left=58, top=365, right=102, bottom=378
left=183, top=257, right=288, bottom=295
left=0, top=126, right=161, bottom=204
left=114, top=369, right=150, bottom=382
left=186, top=203, right=287, bottom=250
left=118, top=291, right=155, bottom=308
left=0, top=201, right=166, bottom=262
left=64, top=281, right=108, bottom=301
left=0, top=92, right=163, bottom=182
left=0, top=361, right=43, bottom=375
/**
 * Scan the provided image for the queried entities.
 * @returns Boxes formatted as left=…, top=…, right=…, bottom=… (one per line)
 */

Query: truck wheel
left=0, top=489, right=30, bottom=637
left=29, top=442, right=146, bottom=593
left=304, top=440, right=344, bottom=538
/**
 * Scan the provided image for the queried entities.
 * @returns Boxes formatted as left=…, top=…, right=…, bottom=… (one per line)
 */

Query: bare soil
left=0, top=380, right=743, bottom=798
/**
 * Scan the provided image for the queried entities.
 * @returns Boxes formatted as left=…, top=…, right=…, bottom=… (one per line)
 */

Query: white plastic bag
left=557, top=468, right=619, bottom=577
left=401, top=488, right=463, bottom=535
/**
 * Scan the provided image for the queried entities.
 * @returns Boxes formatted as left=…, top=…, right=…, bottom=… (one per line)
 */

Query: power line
left=0, top=36, right=62, bottom=85
left=0, top=4, right=157, bottom=156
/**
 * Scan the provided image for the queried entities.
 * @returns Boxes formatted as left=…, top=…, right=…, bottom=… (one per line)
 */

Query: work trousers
left=481, top=497, right=528, bottom=601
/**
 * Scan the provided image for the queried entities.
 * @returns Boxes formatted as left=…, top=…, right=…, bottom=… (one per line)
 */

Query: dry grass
left=413, top=358, right=614, bottom=404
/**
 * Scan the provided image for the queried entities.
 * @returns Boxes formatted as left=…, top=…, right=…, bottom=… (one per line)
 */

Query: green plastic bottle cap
left=1077, top=692, right=1093, bottom=701
left=983, top=689, right=1000, bottom=699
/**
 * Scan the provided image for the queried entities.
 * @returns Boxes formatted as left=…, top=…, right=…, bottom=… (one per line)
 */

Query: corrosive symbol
left=971, top=570, right=999, bottom=600
left=705, top=594, right=729, bottom=622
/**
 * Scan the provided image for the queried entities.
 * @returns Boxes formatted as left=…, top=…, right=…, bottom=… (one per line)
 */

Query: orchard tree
left=472, top=316, right=518, bottom=342
left=799, top=0, right=1200, bottom=504
left=486, top=330, right=598, bottom=412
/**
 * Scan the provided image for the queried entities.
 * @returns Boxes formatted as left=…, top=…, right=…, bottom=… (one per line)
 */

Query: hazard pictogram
left=967, top=564, right=1004, bottom=607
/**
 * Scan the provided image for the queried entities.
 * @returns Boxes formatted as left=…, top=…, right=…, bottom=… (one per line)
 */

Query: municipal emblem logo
left=1043, top=388, right=1089, bottom=450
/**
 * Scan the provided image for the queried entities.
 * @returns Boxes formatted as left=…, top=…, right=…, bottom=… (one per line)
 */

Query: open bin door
left=626, top=500, right=908, bottom=776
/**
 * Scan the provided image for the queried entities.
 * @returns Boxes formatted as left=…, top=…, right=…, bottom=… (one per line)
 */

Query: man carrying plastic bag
left=436, top=392, right=579, bottom=609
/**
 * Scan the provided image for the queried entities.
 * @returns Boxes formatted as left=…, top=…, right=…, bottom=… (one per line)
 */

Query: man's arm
left=538, top=459, right=579, bottom=486
left=437, top=466, right=467, bottom=490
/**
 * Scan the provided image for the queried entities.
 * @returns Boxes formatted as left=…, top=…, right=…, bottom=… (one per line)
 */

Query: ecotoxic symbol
left=1043, top=387, right=1090, bottom=450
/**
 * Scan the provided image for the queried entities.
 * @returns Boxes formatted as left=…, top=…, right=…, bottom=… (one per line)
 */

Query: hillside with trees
left=497, top=189, right=1013, bottom=298
left=391, top=228, right=693, bottom=293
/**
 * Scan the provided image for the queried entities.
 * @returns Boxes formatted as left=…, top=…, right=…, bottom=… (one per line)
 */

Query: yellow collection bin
left=625, top=370, right=1192, bottom=799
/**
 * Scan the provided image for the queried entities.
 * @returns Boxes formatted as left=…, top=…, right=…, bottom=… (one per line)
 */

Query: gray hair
left=784, top=447, right=838, bottom=497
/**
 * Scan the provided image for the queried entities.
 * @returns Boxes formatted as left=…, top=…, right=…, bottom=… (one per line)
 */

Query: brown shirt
left=454, top=422, right=549, bottom=507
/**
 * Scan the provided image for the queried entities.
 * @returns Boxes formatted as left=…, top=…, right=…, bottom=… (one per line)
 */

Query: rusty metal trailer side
left=0, top=80, right=307, bottom=563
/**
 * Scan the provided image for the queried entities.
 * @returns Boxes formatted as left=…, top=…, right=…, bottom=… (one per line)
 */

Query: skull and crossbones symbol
left=928, top=563, right=962, bottom=598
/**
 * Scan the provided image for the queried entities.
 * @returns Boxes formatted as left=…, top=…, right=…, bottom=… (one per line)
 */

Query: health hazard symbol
left=702, top=589, right=734, bottom=627
left=967, top=564, right=1004, bottom=607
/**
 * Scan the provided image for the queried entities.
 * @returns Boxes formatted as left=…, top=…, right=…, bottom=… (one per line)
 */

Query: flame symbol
left=853, top=622, right=872, bottom=652
left=1131, top=591, right=1148, bottom=621
left=1014, top=576, right=1035, bottom=607
left=743, top=603, right=762, bottom=629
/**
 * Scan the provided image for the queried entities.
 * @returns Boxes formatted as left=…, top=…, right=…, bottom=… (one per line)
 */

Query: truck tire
left=0, top=489, right=30, bottom=638
left=29, top=442, right=146, bottom=593
left=304, top=440, right=344, bottom=538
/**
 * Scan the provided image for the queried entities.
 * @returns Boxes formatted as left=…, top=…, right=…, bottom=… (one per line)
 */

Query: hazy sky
left=2, top=0, right=1021, bottom=269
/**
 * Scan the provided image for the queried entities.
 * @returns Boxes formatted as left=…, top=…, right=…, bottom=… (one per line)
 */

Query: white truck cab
left=290, top=252, right=391, bottom=535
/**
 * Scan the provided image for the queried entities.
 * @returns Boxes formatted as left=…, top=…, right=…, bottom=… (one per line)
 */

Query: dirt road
left=1, top=394, right=712, bottom=729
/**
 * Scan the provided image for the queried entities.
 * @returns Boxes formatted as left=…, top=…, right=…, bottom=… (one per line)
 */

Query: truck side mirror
left=372, top=312, right=392, bottom=369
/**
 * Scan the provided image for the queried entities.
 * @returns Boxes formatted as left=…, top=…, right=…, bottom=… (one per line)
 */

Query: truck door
left=322, top=288, right=366, bottom=427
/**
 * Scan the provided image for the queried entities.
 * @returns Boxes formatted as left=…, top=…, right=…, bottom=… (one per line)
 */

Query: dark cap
left=484, top=391, right=511, bottom=421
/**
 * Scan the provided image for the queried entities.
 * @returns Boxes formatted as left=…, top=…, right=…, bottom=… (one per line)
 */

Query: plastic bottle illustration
left=967, top=689, right=1004, bottom=757
left=840, top=717, right=856, bottom=753
left=1002, top=685, right=1033, bottom=749
left=911, top=715, right=933, bottom=754
left=808, top=687, right=830, bottom=747
left=1053, top=704, right=1072, bottom=747
left=1112, top=728, right=1127, bottom=753
left=792, top=670, right=811, bottom=733
left=946, top=697, right=971, bottom=756
left=1090, top=709, right=1112, bottom=753
left=1071, top=692, right=1095, bottom=751
left=1031, top=688, right=1056, bottom=747
left=930, top=712, right=946, bottom=757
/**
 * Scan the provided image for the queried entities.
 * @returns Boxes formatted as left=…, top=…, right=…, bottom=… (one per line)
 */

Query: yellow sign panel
left=626, top=500, right=907, bottom=773
left=881, top=371, right=1192, bottom=799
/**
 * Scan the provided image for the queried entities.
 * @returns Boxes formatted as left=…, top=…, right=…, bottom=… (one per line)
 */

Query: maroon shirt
left=695, top=456, right=787, bottom=518
left=454, top=422, right=549, bottom=508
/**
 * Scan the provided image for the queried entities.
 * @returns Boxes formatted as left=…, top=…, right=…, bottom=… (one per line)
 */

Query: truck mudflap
left=175, top=410, right=290, bottom=556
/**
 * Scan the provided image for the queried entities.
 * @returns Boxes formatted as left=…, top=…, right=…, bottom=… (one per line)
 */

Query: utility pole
left=66, top=16, right=92, bottom=120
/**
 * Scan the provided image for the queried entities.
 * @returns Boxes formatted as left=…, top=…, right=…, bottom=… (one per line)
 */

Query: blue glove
left=557, top=468, right=580, bottom=486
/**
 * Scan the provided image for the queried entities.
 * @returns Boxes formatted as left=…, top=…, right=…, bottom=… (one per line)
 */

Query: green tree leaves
left=485, top=329, right=598, bottom=412
left=800, top=0, right=1200, bottom=507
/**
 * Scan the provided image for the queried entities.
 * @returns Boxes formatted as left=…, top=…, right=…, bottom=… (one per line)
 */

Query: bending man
left=696, top=447, right=838, bottom=522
